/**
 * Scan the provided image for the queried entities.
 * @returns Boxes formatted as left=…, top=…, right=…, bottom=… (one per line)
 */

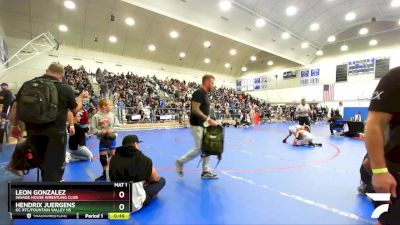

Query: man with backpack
left=176, top=75, right=218, bottom=179
left=10, top=63, right=89, bottom=182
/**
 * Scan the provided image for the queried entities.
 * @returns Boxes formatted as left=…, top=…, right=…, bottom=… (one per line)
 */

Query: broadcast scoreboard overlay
left=8, top=182, right=132, bottom=219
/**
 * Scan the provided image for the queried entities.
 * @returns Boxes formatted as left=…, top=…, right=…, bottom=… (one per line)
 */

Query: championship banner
left=261, top=76, right=268, bottom=90
left=236, top=80, right=242, bottom=91
left=241, top=79, right=248, bottom=91
left=310, top=69, right=320, bottom=85
left=254, top=77, right=261, bottom=90
left=247, top=79, right=254, bottom=91
left=300, top=70, right=309, bottom=86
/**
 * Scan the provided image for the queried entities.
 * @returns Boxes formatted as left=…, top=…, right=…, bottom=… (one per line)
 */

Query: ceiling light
left=369, top=39, right=378, bottom=46
left=169, top=30, right=179, bottom=39
left=241, top=67, right=247, bottom=72
left=391, top=0, right=400, bottom=7
left=286, top=6, right=297, bottom=16
left=64, top=0, right=76, bottom=9
left=327, top=35, right=336, bottom=42
left=310, top=23, right=320, bottom=31
left=109, top=36, right=117, bottom=43
left=58, top=24, right=68, bottom=32
left=398, top=19, right=400, bottom=25
left=224, top=63, right=230, bottom=68
left=179, top=52, right=186, bottom=58
left=340, top=45, right=348, bottom=51
left=301, top=42, right=309, bottom=48
left=255, top=18, right=266, bottom=27
left=316, top=50, right=323, bottom=56
left=359, top=27, right=369, bottom=35
left=229, top=49, right=237, bottom=55
left=125, top=17, right=135, bottom=26
left=203, top=41, right=211, bottom=48
left=219, top=0, right=232, bottom=11
left=345, top=12, right=356, bottom=21
left=204, top=58, right=210, bottom=64
left=267, top=60, right=274, bottom=66
left=250, top=55, right=257, bottom=61
left=281, top=32, right=290, bottom=39
left=148, top=44, right=156, bottom=51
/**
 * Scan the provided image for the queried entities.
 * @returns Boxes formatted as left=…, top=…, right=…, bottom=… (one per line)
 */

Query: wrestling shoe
left=176, top=160, right=184, bottom=177
left=201, top=171, right=219, bottom=179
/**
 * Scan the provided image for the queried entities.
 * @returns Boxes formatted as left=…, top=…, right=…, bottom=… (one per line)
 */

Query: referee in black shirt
left=365, top=66, right=400, bottom=224
left=176, top=75, right=218, bottom=179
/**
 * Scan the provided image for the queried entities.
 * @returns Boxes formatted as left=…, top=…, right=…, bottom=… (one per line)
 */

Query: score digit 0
left=118, top=191, right=125, bottom=199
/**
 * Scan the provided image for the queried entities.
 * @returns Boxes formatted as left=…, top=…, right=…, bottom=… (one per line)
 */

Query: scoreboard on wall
left=336, top=57, right=390, bottom=82
left=8, top=182, right=133, bottom=220
left=348, top=58, right=375, bottom=76
left=236, top=76, right=269, bottom=92
left=283, top=71, right=296, bottom=79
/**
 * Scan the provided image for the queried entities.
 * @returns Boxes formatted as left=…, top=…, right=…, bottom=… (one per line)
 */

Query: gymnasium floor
left=0, top=122, right=376, bottom=225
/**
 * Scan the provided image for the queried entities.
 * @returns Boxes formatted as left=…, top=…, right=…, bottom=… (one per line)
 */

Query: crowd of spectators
left=64, top=65, right=94, bottom=96
left=64, top=65, right=331, bottom=123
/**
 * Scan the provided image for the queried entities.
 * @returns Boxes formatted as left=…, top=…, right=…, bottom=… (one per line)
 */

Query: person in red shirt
left=80, top=109, right=89, bottom=128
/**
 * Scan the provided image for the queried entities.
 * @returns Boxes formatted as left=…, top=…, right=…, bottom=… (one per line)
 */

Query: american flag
left=323, top=84, right=335, bottom=101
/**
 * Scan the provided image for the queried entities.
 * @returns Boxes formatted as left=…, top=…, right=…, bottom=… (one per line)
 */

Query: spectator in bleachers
left=0, top=83, right=13, bottom=114
left=117, top=98, right=126, bottom=124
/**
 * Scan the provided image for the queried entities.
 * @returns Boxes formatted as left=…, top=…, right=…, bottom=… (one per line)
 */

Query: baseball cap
left=122, top=135, right=143, bottom=146
left=1, top=83, right=8, bottom=86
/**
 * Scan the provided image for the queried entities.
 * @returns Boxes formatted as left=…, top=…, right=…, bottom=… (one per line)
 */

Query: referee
left=365, top=66, right=400, bottom=224
left=296, top=98, right=311, bottom=126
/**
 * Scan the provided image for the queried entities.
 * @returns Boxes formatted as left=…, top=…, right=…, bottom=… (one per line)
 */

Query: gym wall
left=239, top=42, right=400, bottom=104
left=0, top=37, right=236, bottom=92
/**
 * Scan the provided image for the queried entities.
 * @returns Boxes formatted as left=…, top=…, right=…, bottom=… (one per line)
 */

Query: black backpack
left=17, top=77, right=59, bottom=124
left=200, top=125, right=225, bottom=167
left=8, top=139, right=42, bottom=175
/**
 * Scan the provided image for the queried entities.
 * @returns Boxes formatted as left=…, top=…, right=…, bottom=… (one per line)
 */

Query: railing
left=115, top=107, right=315, bottom=124
left=117, top=107, right=190, bottom=124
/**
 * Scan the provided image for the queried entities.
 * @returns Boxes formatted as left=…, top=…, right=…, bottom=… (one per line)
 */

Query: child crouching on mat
left=91, top=99, right=120, bottom=181
left=282, top=125, right=310, bottom=143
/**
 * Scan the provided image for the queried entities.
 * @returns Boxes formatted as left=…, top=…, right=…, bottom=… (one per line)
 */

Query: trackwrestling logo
left=366, top=193, right=390, bottom=218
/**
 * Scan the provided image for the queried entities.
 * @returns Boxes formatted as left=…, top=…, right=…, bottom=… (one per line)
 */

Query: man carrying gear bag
left=176, top=74, right=220, bottom=179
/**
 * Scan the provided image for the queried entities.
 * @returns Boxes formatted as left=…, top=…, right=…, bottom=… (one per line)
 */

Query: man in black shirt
left=10, top=63, right=88, bottom=182
left=365, top=66, right=400, bottom=224
left=176, top=75, right=218, bottom=179
left=109, top=135, right=165, bottom=210
left=0, top=83, right=13, bottom=114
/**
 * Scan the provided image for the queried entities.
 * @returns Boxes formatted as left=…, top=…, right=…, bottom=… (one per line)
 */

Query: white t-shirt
left=296, top=104, right=310, bottom=117
left=337, top=106, right=344, bottom=117
left=131, top=182, right=147, bottom=212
